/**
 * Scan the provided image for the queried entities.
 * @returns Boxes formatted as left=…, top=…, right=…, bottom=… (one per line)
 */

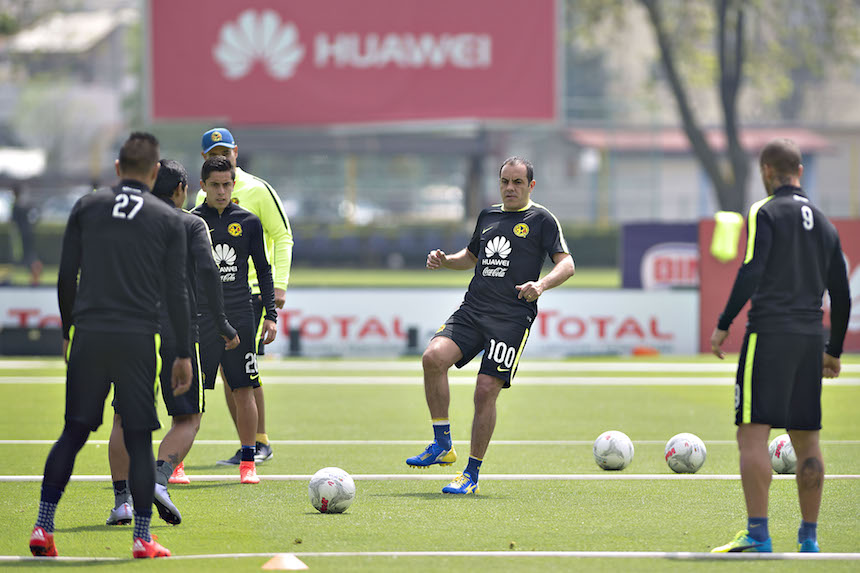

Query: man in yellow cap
left=196, top=127, right=293, bottom=467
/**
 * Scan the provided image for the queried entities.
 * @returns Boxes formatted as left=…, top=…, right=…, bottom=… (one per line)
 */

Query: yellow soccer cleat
left=711, top=530, right=772, bottom=553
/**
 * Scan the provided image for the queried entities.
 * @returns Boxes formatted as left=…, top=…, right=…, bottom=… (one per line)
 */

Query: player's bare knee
left=422, top=347, right=450, bottom=374
left=473, top=376, right=502, bottom=405
left=798, top=456, right=824, bottom=490
left=173, top=413, right=201, bottom=433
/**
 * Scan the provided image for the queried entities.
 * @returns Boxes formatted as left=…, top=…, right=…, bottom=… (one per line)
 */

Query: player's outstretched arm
left=427, top=248, right=477, bottom=271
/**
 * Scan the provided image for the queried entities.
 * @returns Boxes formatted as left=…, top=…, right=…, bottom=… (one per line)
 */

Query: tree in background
left=572, top=0, right=859, bottom=212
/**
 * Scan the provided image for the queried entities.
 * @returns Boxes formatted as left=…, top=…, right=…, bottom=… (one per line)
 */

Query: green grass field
left=0, top=266, right=621, bottom=289
left=1, top=355, right=858, bottom=571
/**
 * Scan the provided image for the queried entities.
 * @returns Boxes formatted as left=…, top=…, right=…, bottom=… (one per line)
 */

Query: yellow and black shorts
left=434, top=307, right=530, bottom=388
left=66, top=329, right=162, bottom=432
left=734, top=331, right=823, bottom=430
left=159, top=335, right=204, bottom=417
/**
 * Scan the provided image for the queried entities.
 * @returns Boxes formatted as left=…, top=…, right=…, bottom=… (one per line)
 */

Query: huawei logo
left=213, top=244, right=237, bottom=266
left=213, top=10, right=305, bottom=80
left=485, top=236, right=511, bottom=259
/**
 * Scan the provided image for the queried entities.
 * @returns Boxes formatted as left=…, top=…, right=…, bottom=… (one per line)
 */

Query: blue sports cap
left=201, top=128, right=237, bottom=153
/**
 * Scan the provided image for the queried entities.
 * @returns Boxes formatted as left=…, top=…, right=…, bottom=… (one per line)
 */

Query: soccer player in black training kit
left=192, top=156, right=277, bottom=484
left=406, top=157, right=575, bottom=494
left=31, top=132, right=192, bottom=559
left=710, top=139, right=851, bottom=554
left=106, top=159, right=239, bottom=526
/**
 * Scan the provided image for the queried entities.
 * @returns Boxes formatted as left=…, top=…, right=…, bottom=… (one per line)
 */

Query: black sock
left=122, top=428, right=155, bottom=519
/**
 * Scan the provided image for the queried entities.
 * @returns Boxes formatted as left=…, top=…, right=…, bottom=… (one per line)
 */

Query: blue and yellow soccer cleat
left=442, top=472, right=479, bottom=495
left=711, top=530, right=772, bottom=553
left=798, top=539, right=820, bottom=553
left=406, top=441, right=457, bottom=467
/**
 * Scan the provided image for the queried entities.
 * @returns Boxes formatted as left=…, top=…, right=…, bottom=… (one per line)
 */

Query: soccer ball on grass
left=593, top=430, right=634, bottom=470
left=768, top=434, right=796, bottom=474
left=309, top=467, right=356, bottom=513
left=664, top=432, right=707, bottom=473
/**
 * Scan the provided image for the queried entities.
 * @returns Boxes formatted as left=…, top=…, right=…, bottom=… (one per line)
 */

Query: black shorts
left=433, top=307, right=530, bottom=388
left=734, top=331, right=823, bottom=430
left=199, top=315, right=260, bottom=391
left=159, top=338, right=204, bottom=417
left=252, top=294, right=266, bottom=356
left=65, top=328, right=161, bottom=432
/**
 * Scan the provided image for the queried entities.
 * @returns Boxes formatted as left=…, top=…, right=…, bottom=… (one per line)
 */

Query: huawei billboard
left=148, top=0, right=557, bottom=125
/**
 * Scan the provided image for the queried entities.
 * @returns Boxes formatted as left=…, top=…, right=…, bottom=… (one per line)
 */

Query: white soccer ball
left=664, top=432, right=707, bottom=473
left=308, top=467, right=356, bottom=513
left=593, top=430, right=634, bottom=470
left=769, top=434, right=796, bottom=474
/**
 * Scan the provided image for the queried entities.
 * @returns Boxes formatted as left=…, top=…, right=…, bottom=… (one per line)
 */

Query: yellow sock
left=256, top=433, right=269, bottom=445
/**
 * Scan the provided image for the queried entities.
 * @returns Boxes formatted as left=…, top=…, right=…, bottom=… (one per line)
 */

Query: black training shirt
left=463, top=201, right=570, bottom=326
left=718, top=186, right=851, bottom=356
left=156, top=202, right=237, bottom=343
left=191, top=201, right=277, bottom=324
left=58, top=180, right=192, bottom=357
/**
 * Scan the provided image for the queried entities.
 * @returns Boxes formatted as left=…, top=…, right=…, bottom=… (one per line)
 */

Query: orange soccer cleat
left=132, top=534, right=171, bottom=558
left=168, top=462, right=190, bottom=485
left=29, top=526, right=58, bottom=557
left=239, top=460, right=260, bottom=484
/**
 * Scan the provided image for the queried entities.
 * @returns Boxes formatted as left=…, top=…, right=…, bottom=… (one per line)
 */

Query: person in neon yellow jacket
left=196, top=127, right=293, bottom=466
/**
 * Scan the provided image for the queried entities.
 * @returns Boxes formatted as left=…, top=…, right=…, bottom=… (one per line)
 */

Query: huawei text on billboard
left=149, top=0, right=556, bottom=125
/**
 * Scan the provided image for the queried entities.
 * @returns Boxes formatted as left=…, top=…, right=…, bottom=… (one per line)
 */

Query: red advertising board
left=148, top=0, right=556, bottom=125
left=699, top=219, right=860, bottom=353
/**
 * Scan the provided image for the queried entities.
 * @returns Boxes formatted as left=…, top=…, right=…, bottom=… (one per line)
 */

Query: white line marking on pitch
left=3, top=376, right=858, bottom=386
left=3, top=473, right=859, bottom=482
left=2, top=551, right=860, bottom=562
left=3, top=439, right=860, bottom=446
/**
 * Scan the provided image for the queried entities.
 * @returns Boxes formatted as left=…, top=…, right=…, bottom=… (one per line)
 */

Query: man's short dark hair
left=118, top=132, right=160, bottom=177
left=201, top=155, right=235, bottom=184
left=500, top=156, right=534, bottom=184
left=760, top=138, right=802, bottom=178
left=152, top=159, right=188, bottom=199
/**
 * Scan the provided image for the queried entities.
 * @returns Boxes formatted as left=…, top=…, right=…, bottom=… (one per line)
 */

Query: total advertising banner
left=0, top=288, right=697, bottom=356
left=148, top=0, right=557, bottom=125
left=698, top=219, right=860, bottom=353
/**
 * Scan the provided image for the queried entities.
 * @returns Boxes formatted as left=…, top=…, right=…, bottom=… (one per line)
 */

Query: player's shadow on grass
left=186, top=463, right=234, bottom=471
left=56, top=523, right=128, bottom=533
left=168, top=482, right=245, bottom=490
left=369, top=492, right=504, bottom=500
left=7, top=561, right=123, bottom=568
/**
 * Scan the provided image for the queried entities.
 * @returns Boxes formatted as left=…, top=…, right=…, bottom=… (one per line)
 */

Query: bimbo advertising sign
left=148, top=0, right=557, bottom=125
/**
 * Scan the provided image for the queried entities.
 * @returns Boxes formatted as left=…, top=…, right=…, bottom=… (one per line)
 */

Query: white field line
left=3, top=551, right=860, bottom=562
left=3, top=473, right=859, bottom=482
left=3, top=376, right=859, bottom=386
left=2, top=359, right=859, bottom=374
left=3, top=439, right=860, bottom=446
